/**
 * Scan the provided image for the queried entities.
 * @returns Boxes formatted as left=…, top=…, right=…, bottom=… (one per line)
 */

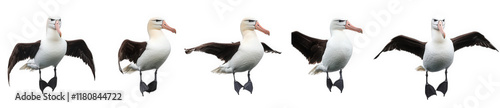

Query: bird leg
left=38, top=69, right=48, bottom=93
left=147, top=69, right=158, bottom=93
left=425, top=71, right=437, bottom=99
left=233, top=71, right=243, bottom=95
left=333, top=70, right=344, bottom=93
left=47, top=67, right=58, bottom=91
left=139, top=70, right=148, bottom=96
left=437, top=69, right=448, bottom=96
left=243, top=70, right=253, bottom=94
left=326, top=71, right=333, bottom=92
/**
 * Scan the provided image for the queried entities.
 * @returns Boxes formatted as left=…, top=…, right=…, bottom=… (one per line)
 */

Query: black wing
left=8, top=40, right=41, bottom=85
left=261, top=42, right=281, bottom=54
left=451, top=31, right=498, bottom=52
left=374, top=35, right=427, bottom=59
left=118, top=39, right=147, bottom=73
left=7, top=41, right=40, bottom=85
left=185, top=42, right=240, bottom=63
left=291, top=31, right=328, bottom=64
left=66, top=39, right=96, bottom=79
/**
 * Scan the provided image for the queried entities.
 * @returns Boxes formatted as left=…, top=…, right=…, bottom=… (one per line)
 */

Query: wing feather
left=8, top=40, right=41, bottom=85
left=185, top=42, right=240, bottom=63
left=118, top=39, right=147, bottom=73
left=451, top=31, right=497, bottom=52
left=374, top=35, right=426, bottom=59
left=291, top=31, right=327, bottom=64
left=66, top=39, right=96, bottom=79
left=261, top=42, right=281, bottom=54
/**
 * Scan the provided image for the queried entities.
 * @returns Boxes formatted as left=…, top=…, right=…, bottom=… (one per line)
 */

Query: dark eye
left=248, top=20, right=255, bottom=22
left=58, top=19, right=61, bottom=21
left=50, top=19, right=55, bottom=21
left=433, top=19, right=437, bottom=22
left=155, top=19, right=162, bottom=22
left=338, top=20, right=345, bottom=22
left=442, top=19, right=445, bottom=22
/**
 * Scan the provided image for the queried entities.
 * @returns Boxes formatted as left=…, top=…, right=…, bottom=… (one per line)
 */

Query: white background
left=1, top=0, right=499, bottom=108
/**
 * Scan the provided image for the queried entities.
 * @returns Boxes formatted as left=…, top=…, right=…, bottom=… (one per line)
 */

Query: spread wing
left=291, top=31, right=327, bottom=64
left=261, top=42, right=281, bottom=54
left=374, top=35, right=427, bottom=59
left=451, top=31, right=498, bottom=52
left=8, top=40, right=41, bottom=85
left=185, top=42, right=240, bottom=63
left=66, top=39, right=95, bottom=79
left=118, top=39, right=147, bottom=73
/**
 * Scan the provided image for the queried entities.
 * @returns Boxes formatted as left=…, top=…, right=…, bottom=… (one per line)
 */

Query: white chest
left=136, top=38, right=171, bottom=70
left=321, top=32, right=353, bottom=71
left=34, top=39, right=67, bottom=68
left=227, top=39, right=264, bottom=72
left=423, top=40, right=454, bottom=72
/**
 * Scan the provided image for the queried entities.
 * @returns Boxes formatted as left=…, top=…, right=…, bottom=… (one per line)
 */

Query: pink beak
left=162, top=21, right=176, bottom=34
left=438, top=21, right=446, bottom=38
left=55, top=20, right=62, bottom=37
left=345, top=20, right=363, bottom=33
left=255, top=21, right=270, bottom=35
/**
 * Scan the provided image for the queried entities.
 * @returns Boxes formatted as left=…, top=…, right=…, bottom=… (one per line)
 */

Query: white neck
left=430, top=29, right=445, bottom=42
left=330, top=29, right=346, bottom=38
left=241, top=30, right=259, bottom=43
left=46, top=27, right=61, bottom=41
left=148, top=29, right=165, bottom=40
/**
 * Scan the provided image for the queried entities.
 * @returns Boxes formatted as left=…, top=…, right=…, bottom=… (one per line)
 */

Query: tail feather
left=416, top=65, right=425, bottom=71
left=122, top=64, right=138, bottom=74
left=309, top=65, right=322, bottom=75
left=211, top=67, right=222, bottom=74
left=19, top=64, right=36, bottom=72
left=211, top=66, right=231, bottom=74
left=19, top=64, right=30, bottom=70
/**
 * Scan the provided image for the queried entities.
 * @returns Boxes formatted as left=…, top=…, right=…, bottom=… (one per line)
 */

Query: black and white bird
left=8, top=17, right=95, bottom=92
left=184, top=18, right=280, bottom=95
left=118, top=17, right=176, bottom=96
left=374, top=18, right=497, bottom=99
left=292, top=19, right=363, bottom=92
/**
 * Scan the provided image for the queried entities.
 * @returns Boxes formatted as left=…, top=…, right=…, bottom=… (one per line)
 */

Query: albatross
left=118, top=17, right=176, bottom=96
left=374, top=18, right=497, bottom=99
left=184, top=18, right=281, bottom=95
left=291, top=19, right=363, bottom=92
left=8, top=17, right=95, bottom=92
